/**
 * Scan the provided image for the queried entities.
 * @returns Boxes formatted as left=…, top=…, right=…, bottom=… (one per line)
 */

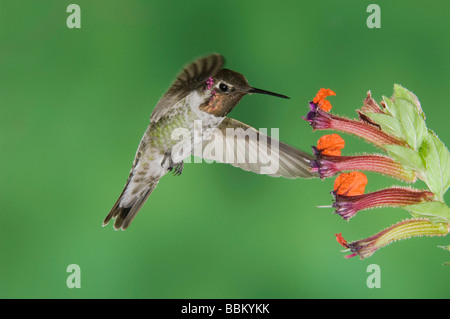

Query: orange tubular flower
left=307, top=86, right=450, bottom=261
left=332, top=187, right=435, bottom=220
left=310, top=153, right=416, bottom=182
left=342, top=219, right=449, bottom=259
left=304, top=102, right=406, bottom=148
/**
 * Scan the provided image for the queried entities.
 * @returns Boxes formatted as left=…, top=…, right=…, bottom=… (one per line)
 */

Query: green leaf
left=404, top=201, right=450, bottom=223
left=395, top=99, right=427, bottom=150
left=422, top=130, right=450, bottom=200
left=382, top=96, right=398, bottom=117
left=394, top=84, right=425, bottom=119
left=379, top=86, right=427, bottom=151
left=365, top=112, right=404, bottom=140
left=384, top=144, right=425, bottom=174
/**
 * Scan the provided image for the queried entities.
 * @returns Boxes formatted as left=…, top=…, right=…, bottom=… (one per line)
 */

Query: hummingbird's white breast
left=169, top=90, right=225, bottom=163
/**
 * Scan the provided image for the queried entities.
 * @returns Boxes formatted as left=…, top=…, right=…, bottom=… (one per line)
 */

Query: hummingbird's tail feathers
left=103, top=178, right=160, bottom=231
left=201, top=118, right=319, bottom=179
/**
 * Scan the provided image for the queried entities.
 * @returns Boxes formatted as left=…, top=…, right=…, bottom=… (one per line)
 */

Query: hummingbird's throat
left=202, top=92, right=220, bottom=112
left=198, top=75, right=243, bottom=117
left=202, top=76, right=218, bottom=105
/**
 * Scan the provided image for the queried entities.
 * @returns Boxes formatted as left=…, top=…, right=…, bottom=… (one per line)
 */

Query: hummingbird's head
left=198, top=68, right=289, bottom=117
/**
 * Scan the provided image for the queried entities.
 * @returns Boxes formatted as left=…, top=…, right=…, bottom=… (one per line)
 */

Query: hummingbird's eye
left=219, top=83, right=229, bottom=92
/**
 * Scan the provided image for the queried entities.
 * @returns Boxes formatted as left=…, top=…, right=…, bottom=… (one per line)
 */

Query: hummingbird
left=103, top=54, right=317, bottom=230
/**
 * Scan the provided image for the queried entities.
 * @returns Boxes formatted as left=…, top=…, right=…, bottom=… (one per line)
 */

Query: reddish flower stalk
left=304, top=102, right=406, bottom=148
left=310, top=151, right=416, bottom=182
left=339, top=219, right=449, bottom=259
left=332, top=187, right=435, bottom=220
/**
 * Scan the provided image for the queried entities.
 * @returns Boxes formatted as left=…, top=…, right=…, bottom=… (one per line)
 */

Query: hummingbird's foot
left=162, top=152, right=184, bottom=176
left=172, top=162, right=184, bottom=176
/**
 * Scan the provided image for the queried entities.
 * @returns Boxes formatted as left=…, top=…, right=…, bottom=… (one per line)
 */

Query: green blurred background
left=0, top=0, right=448, bottom=298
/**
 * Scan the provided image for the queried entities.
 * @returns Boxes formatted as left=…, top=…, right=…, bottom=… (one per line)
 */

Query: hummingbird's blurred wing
left=201, top=118, right=318, bottom=179
left=150, top=54, right=225, bottom=123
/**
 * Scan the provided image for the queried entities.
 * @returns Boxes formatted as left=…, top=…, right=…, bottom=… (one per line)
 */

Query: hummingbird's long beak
left=248, top=87, right=290, bottom=99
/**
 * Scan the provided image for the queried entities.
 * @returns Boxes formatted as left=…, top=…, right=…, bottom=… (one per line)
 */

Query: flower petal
left=334, top=172, right=368, bottom=196
left=313, top=88, right=336, bottom=112
left=317, top=134, right=345, bottom=156
left=335, top=233, right=349, bottom=248
left=313, top=88, right=336, bottom=104
left=318, top=100, right=332, bottom=112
